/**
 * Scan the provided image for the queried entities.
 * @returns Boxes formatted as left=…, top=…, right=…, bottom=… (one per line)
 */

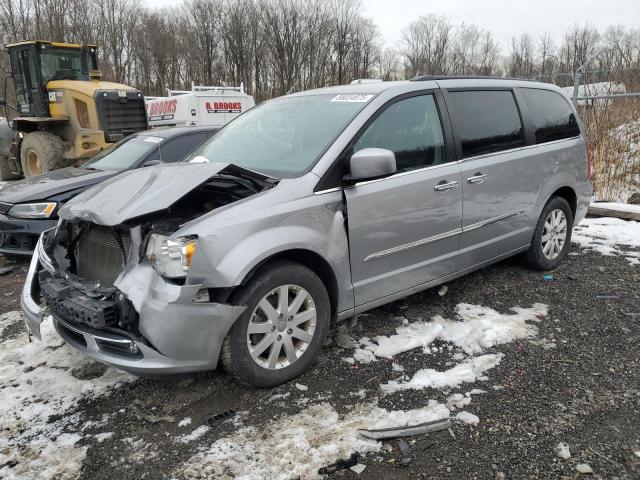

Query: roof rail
left=411, top=75, right=538, bottom=82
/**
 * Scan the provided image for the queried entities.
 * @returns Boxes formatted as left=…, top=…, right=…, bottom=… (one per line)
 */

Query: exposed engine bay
left=37, top=163, right=277, bottom=337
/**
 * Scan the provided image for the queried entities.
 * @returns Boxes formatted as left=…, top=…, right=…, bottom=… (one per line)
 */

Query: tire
left=221, top=260, right=330, bottom=388
left=523, top=196, right=573, bottom=271
left=0, top=153, right=22, bottom=180
left=20, top=132, right=65, bottom=178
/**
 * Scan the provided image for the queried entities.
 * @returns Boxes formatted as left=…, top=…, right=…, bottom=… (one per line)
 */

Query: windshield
left=82, top=135, right=162, bottom=171
left=40, top=47, right=95, bottom=82
left=188, top=93, right=373, bottom=177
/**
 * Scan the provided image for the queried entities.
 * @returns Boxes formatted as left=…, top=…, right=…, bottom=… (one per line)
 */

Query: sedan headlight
left=8, top=202, right=57, bottom=219
left=146, top=234, right=197, bottom=278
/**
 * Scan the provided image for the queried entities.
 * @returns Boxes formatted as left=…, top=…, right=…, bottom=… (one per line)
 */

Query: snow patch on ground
left=382, top=354, right=503, bottom=393
left=573, top=217, right=640, bottom=265
left=456, top=411, right=480, bottom=425
left=177, top=400, right=449, bottom=480
left=0, top=314, right=134, bottom=479
left=355, top=303, right=546, bottom=361
left=177, top=425, right=211, bottom=444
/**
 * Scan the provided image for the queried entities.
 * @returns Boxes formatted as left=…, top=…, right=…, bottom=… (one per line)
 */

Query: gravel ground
left=0, top=242, right=639, bottom=480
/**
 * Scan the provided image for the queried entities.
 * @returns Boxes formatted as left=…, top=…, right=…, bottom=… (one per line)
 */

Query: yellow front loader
left=0, top=41, right=148, bottom=179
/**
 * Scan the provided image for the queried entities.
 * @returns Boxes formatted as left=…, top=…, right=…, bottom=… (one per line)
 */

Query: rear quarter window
left=521, top=88, right=581, bottom=143
left=448, top=90, right=525, bottom=158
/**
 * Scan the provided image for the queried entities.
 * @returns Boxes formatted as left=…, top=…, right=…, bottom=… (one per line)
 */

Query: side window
left=353, top=94, right=446, bottom=173
left=521, top=88, right=580, bottom=143
left=448, top=90, right=524, bottom=158
left=159, top=133, right=210, bottom=162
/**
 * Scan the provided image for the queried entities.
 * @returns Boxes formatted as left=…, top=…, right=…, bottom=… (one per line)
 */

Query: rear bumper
left=21, top=236, right=246, bottom=375
left=0, top=214, right=57, bottom=255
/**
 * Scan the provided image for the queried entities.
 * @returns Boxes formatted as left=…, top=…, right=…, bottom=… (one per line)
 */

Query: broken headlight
left=146, top=234, right=197, bottom=278
left=9, top=202, right=56, bottom=218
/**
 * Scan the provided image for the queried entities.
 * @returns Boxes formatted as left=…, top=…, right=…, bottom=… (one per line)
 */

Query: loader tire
left=0, top=153, right=22, bottom=180
left=20, top=132, right=65, bottom=178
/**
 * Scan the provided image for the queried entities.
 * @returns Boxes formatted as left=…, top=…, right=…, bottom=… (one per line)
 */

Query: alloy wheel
left=541, top=208, right=568, bottom=260
left=247, top=284, right=317, bottom=370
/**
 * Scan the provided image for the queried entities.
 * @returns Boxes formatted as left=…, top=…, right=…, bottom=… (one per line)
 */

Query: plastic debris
left=398, top=439, right=412, bottom=465
left=206, top=409, right=236, bottom=426
left=358, top=418, right=451, bottom=440
left=295, top=383, right=308, bottom=391
left=318, top=453, right=360, bottom=475
left=438, top=285, right=448, bottom=296
left=543, top=274, right=553, bottom=281
left=595, top=293, right=618, bottom=299
left=350, top=463, right=367, bottom=474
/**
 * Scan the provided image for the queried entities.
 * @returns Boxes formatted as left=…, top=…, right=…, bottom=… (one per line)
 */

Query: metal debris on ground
left=595, top=293, right=618, bottom=299
left=398, top=439, right=412, bottom=465
left=206, top=409, right=236, bottom=426
left=318, top=453, right=360, bottom=475
left=358, top=418, right=451, bottom=440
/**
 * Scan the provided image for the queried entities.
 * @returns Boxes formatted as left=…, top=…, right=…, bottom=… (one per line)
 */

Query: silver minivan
left=22, top=77, right=590, bottom=387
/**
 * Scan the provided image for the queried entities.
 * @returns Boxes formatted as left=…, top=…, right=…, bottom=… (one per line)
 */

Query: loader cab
left=6, top=41, right=99, bottom=117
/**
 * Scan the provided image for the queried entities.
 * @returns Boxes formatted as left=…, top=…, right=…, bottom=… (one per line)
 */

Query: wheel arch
left=237, top=249, right=340, bottom=320
left=549, top=185, right=577, bottom=219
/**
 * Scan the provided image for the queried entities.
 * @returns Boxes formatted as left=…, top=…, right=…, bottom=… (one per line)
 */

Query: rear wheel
left=221, top=260, right=330, bottom=387
left=20, top=132, right=65, bottom=178
left=0, top=153, right=22, bottom=180
left=524, top=196, right=573, bottom=270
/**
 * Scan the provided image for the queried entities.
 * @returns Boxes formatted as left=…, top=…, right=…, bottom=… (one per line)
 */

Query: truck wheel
left=20, top=132, right=65, bottom=178
left=0, top=153, right=22, bottom=180
left=220, top=260, right=330, bottom=388
left=523, top=196, right=573, bottom=271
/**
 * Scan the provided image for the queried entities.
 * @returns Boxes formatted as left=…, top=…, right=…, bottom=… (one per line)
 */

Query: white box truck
left=145, top=84, right=255, bottom=128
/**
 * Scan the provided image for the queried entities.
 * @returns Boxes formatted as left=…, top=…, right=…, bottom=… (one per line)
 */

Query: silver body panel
left=21, top=78, right=590, bottom=375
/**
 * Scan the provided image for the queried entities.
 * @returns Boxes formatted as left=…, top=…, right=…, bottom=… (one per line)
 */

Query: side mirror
left=347, top=148, right=396, bottom=182
left=142, top=159, right=161, bottom=167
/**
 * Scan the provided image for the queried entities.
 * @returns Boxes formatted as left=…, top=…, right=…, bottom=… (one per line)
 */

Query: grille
left=0, top=202, right=12, bottom=214
left=95, top=92, right=148, bottom=143
left=76, top=226, right=131, bottom=287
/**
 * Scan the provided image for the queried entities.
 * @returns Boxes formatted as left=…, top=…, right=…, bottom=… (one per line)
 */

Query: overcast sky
left=145, top=0, right=640, bottom=50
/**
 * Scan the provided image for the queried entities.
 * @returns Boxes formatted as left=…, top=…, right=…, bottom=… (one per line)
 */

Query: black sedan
left=0, top=126, right=217, bottom=255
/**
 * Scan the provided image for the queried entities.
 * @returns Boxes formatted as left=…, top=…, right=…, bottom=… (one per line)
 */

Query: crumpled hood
left=59, top=162, right=234, bottom=226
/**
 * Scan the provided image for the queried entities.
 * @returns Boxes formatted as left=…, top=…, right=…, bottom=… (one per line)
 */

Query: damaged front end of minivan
left=21, top=162, right=277, bottom=375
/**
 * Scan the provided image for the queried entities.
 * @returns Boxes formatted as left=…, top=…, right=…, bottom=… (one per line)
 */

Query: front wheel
left=524, top=196, right=573, bottom=270
left=220, top=260, right=330, bottom=387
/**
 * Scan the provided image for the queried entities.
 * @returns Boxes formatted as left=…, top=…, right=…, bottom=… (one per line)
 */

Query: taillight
left=586, top=143, right=592, bottom=180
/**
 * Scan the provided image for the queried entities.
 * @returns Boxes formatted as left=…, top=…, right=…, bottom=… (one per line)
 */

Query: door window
left=161, top=132, right=212, bottom=162
left=448, top=90, right=524, bottom=158
left=521, top=88, right=580, bottom=143
left=353, top=94, right=446, bottom=173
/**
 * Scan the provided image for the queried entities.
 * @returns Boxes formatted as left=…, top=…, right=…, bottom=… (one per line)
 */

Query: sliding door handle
left=467, top=173, right=488, bottom=184
left=434, top=180, right=459, bottom=192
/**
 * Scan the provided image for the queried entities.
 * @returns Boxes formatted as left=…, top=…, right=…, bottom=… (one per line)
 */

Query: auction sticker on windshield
left=331, top=94, right=374, bottom=102
left=143, top=136, right=164, bottom=143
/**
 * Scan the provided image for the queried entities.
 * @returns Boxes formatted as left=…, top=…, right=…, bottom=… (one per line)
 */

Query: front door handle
left=467, top=173, right=488, bottom=184
left=434, top=180, right=459, bottom=192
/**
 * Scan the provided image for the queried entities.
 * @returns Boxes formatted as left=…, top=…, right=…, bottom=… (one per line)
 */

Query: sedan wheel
left=541, top=209, right=568, bottom=260
left=247, top=284, right=317, bottom=370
